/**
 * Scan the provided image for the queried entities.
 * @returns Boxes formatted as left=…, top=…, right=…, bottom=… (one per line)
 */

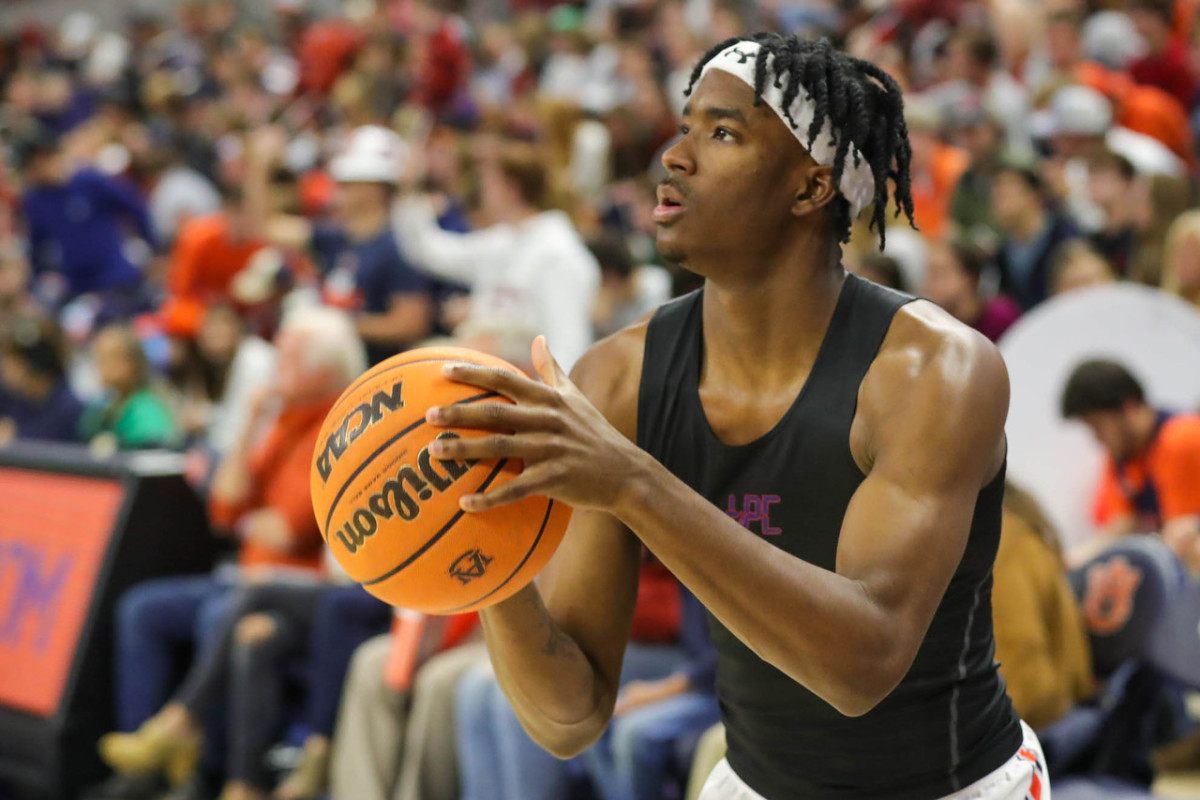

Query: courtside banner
left=0, top=468, right=124, bottom=717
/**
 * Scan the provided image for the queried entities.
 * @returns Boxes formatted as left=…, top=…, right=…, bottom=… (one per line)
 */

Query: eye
left=678, top=124, right=691, bottom=136
left=713, top=127, right=734, bottom=141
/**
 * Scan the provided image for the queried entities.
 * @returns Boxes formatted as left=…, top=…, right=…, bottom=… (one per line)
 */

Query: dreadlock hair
left=684, top=32, right=916, bottom=249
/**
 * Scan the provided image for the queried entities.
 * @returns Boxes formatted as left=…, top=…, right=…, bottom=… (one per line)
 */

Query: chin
left=654, top=227, right=691, bottom=266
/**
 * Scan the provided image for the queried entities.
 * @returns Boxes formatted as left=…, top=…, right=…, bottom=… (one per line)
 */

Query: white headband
left=697, top=41, right=876, bottom=222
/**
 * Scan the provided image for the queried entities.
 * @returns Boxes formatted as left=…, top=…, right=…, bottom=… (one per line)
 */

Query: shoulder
left=1159, top=414, right=1200, bottom=454
left=856, top=299, right=1009, bottom=472
left=569, top=316, right=651, bottom=442
left=867, top=300, right=1009, bottom=402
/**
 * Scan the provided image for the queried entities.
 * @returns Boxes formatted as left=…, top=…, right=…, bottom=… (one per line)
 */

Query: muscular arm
left=614, top=307, right=1009, bottom=715
left=433, top=306, right=1010, bottom=724
left=476, top=331, right=646, bottom=756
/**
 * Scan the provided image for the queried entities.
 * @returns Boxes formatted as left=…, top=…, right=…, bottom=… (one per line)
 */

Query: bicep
left=538, top=507, right=642, bottom=694
left=838, top=331, right=1008, bottom=654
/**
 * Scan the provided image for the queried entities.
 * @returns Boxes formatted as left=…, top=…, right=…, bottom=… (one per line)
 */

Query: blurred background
left=1, top=0, right=1200, bottom=799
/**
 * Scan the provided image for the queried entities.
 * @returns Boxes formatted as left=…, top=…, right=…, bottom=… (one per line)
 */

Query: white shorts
left=698, top=720, right=1048, bottom=800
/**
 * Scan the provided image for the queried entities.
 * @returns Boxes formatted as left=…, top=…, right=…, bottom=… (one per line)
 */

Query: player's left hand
left=426, top=336, right=647, bottom=514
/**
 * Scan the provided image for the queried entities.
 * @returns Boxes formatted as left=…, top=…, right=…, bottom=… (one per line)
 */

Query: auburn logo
left=1082, top=556, right=1143, bottom=635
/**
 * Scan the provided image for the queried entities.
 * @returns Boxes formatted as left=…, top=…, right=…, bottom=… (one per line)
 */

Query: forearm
left=613, top=457, right=906, bottom=716
left=479, top=584, right=618, bottom=756
left=355, top=306, right=432, bottom=345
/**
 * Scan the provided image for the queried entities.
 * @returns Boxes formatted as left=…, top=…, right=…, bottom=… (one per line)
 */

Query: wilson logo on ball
left=335, top=431, right=476, bottom=555
left=316, top=382, right=406, bottom=483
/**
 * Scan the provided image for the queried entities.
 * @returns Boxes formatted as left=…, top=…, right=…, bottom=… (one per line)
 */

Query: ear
left=791, top=164, right=838, bottom=218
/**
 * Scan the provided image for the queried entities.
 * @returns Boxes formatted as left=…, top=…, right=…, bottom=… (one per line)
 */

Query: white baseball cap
left=1030, top=85, right=1113, bottom=140
left=329, top=126, right=409, bottom=185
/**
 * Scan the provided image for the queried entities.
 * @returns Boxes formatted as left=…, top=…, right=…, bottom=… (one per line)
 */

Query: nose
left=660, top=132, right=695, bottom=175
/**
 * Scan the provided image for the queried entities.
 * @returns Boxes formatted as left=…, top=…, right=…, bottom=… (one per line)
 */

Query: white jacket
left=393, top=199, right=600, bottom=371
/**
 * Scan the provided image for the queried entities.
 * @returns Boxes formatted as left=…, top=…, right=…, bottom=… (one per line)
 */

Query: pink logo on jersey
left=725, top=494, right=782, bottom=536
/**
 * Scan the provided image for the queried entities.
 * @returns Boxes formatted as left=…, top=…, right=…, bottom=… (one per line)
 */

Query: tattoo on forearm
left=530, top=590, right=575, bottom=658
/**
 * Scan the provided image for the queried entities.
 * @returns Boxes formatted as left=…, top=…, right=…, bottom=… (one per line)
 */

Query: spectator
left=1129, top=174, right=1194, bottom=286
left=16, top=131, right=156, bottom=314
left=79, top=324, right=180, bottom=451
left=173, top=303, right=276, bottom=458
left=1087, top=150, right=1140, bottom=277
left=1061, top=360, right=1200, bottom=554
left=940, top=28, right=1033, bottom=159
left=905, top=97, right=969, bottom=241
left=0, top=242, right=36, bottom=318
left=0, top=313, right=83, bottom=444
left=992, top=162, right=1080, bottom=310
left=923, top=240, right=1021, bottom=342
left=394, top=139, right=601, bottom=371
left=99, top=575, right=397, bottom=800
left=1050, top=239, right=1117, bottom=296
left=584, top=587, right=720, bottom=800
left=993, top=482, right=1094, bottom=730
left=850, top=253, right=909, bottom=293
left=1127, top=0, right=1198, bottom=110
left=1163, top=210, right=1200, bottom=309
left=589, top=235, right=671, bottom=340
left=97, top=307, right=364, bottom=799
left=144, top=140, right=223, bottom=248
left=159, top=178, right=284, bottom=341
left=329, top=629, right=486, bottom=800
left=947, top=101, right=1005, bottom=252
left=1037, top=84, right=1186, bottom=233
left=454, top=557, right=690, bottom=800
left=255, top=125, right=438, bottom=365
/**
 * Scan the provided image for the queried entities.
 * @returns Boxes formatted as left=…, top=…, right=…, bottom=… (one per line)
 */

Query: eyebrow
left=681, top=104, right=748, bottom=124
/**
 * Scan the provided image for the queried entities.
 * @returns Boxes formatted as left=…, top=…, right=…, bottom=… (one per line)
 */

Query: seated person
left=168, top=303, right=276, bottom=475
left=329, top=626, right=485, bottom=800
left=994, top=482, right=1095, bottom=729
left=99, top=568, right=394, bottom=800
left=79, top=324, right=181, bottom=451
left=0, top=313, right=83, bottom=444
left=95, top=307, right=366, bottom=797
left=1061, top=359, right=1200, bottom=565
left=454, top=556, right=694, bottom=800
left=923, top=240, right=1021, bottom=343
left=1051, top=240, right=1117, bottom=297
left=584, top=585, right=720, bottom=800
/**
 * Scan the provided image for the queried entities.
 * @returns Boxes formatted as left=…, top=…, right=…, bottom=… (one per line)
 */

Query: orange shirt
left=1076, top=63, right=1196, bottom=169
left=910, top=144, right=969, bottom=240
left=209, top=396, right=337, bottom=572
left=168, top=213, right=266, bottom=299
left=1093, top=413, right=1200, bottom=530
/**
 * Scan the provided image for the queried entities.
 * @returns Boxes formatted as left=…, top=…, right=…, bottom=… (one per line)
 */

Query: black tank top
left=636, top=274, right=1022, bottom=800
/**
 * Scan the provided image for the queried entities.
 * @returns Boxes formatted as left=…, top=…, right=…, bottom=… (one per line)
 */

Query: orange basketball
left=311, top=346, right=572, bottom=614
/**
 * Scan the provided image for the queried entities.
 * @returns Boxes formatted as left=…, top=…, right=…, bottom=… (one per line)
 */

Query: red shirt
left=1130, top=41, right=1198, bottom=109
left=209, top=397, right=339, bottom=572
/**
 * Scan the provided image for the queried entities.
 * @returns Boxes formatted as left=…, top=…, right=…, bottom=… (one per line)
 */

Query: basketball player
left=423, top=34, right=1045, bottom=799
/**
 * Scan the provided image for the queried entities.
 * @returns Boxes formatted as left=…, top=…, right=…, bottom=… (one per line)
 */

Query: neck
left=698, top=236, right=844, bottom=392
left=1131, top=405, right=1162, bottom=453
left=498, top=203, right=540, bottom=226
left=1103, top=198, right=1136, bottom=230
left=1009, top=206, right=1046, bottom=241
left=23, top=375, right=55, bottom=403
left=957, top=293, right=983, bottom=326
left=345, top=206, right=389, bottom=241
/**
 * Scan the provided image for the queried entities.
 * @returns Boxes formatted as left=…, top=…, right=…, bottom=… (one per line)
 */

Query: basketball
left=311, top=346, right=572, bottom=614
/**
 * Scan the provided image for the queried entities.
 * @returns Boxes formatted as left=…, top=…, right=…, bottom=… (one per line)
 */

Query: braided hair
left=685, top=32, right=916, bottom=248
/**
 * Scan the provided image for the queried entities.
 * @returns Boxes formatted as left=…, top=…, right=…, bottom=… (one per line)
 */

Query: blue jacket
left=23, top=169, right=156, bottom=299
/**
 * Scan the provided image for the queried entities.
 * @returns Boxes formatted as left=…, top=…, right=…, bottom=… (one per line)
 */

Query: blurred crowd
left=1, top=0, right=1200, bottom=798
